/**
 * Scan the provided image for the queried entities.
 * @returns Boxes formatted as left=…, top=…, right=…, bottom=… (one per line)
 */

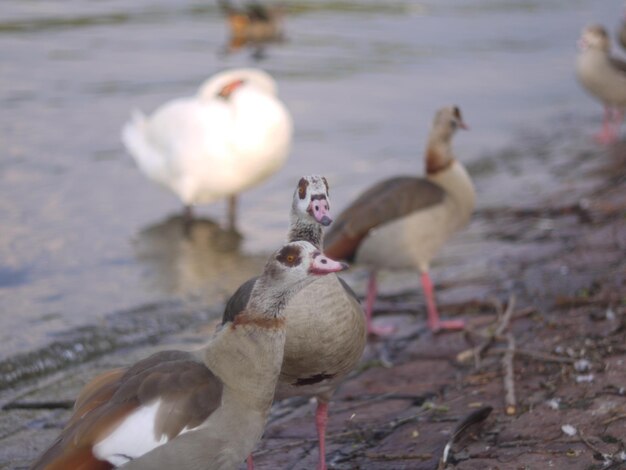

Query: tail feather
left=121, top=110, right=168, bottom=186
left=34, top=445, right=113, bottom=470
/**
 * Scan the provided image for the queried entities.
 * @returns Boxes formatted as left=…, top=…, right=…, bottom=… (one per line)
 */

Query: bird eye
left=287, top=255, right=294, bottom=262
left=298, top=187, right=305, bottom=196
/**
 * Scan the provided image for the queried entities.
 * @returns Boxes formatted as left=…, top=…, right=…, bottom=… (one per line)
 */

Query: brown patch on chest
left=426, top=148, right=453, bottom=175
left=232, top=313, right=286, bottom=330
left=293, top=372, right=336, bottom=386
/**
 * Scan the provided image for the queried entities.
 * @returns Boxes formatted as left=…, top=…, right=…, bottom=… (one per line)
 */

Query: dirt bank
left=0, top=135, right=624, bottom=469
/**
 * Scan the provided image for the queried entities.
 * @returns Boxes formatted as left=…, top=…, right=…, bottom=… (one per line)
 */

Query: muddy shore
left=0, top=133, right=625, bottom=469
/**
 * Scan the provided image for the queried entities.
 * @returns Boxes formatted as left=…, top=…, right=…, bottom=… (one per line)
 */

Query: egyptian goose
left=122, top=68, right=292, bottom=229
left=325, top=106, right=475, bottom=334
left=31, top=241, right=346, bottom=470
left=223, top=176, right=366, bottom=470
left=618, top=14, right=626, bottom=50
left=576, top=25, right=626, bottom=144
left=218, top=1, right=284, bottom=46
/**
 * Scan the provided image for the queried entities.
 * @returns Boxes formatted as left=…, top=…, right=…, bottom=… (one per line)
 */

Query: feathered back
left=198, top=68, right=277, bottom=99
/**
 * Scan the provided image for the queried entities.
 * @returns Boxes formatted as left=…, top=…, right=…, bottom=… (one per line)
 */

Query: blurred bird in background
left=218, top=1, right=285, bottom=58
left=325, top=106, right=474, bottom=335
left=576, top=24, right=626, bottom=144
left=122, top=68, right=293, bottom=231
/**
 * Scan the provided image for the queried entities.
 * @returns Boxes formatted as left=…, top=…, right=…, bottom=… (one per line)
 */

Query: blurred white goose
left=122, top=68, right=293, bottom=228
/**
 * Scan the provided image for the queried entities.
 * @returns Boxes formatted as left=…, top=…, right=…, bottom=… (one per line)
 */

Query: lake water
left=0, top=0, right=622, bottom=358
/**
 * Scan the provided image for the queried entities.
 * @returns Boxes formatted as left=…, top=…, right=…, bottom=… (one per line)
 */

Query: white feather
left=92, top=401, right=169, bottom=466
left=121, top=68, right=292, bottom=206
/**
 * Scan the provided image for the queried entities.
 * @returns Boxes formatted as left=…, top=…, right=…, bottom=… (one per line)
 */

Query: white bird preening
left=122, top=68, right=293, bottom=229
left=325, top=106, right=475, bottom=335
left=30, top=240, right=347, bottom=470
left=576, top=25, right=626, bottom=144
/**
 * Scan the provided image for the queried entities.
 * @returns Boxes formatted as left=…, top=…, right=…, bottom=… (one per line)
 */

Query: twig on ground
left=554, top=295, right=618, bottom=308
left=489, top=347, right=576, bottom=364
left=1, top=400, right=74, bottom=410
left=502, top=333, right=517, bottom=416
left=602, top=413, right=626, bottom=425
left=457, top=295, right=516, bottom=366
left=366, top=452, right=432, bottom=461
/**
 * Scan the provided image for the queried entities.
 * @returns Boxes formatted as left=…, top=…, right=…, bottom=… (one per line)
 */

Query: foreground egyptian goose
left=325, top=106, right=475, bottom=333
left=31, top=241, right=346, bottom=470
left=223, top=176, right=366, bottom=470
left=122, top=68, right=292, bottom=229
left=576, top=25, right=626, bottom=144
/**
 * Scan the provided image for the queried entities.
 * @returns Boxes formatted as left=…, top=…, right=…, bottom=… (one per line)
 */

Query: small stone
left=574, top=359, right=591, bottom=372
left=575, top=374, right=594, bottom=383
left=606, top=308, right=616, bottom=321
left=546, top=398, right=561, bottom=410
left=561, top=424, right=577, bottom=436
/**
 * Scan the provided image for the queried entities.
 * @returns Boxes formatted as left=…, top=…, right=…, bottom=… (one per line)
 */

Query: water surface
left=0, top=0, right=621, bottom=357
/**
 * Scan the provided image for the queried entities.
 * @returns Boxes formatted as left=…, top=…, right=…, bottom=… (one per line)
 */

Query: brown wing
left=324, top=176, right=445, bottom=261
left=222, top=276, right=259, bottom=324
left=32, top=350, right=223, bottom=470
left=609, top=56, right=626, bottom=74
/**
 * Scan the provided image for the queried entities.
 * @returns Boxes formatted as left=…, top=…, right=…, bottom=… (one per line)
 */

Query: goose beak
left=458, top=120, right=469, bottom=130
left=308, top=199, right=333, bottom=226
left=309, top=253, right=348, bottom=275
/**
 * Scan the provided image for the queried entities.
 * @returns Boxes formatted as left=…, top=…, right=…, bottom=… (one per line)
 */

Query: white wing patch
left=92, top=401, right=169, bottom=466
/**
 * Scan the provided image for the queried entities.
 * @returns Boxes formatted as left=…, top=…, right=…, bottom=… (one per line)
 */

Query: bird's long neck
left=203, top=315, right=286, bottom=411
left=203, top=274, right=313, bottom=409
left=425, top=132, right=475, bottom=227
left=287, top=210, right=323, bottom=248
left=425, top=132, right=454, bottom=175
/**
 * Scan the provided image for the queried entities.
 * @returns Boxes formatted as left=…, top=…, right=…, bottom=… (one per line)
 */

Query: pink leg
left=364, top=271, right=395, bottom=336
left=612, top=108, right=624, bottom=140
left=247, top=455, right=254, bottom=470
left=315, top=401, right=328, bottom=470
left=421, top=272, right=465, bottom=332
left=594, top=106, right=618, bottom=144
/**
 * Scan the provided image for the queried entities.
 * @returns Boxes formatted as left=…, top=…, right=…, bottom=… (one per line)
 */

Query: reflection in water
left=218, top=0, right=286, bottom=59
left=133, top=215, right=266, bottom=304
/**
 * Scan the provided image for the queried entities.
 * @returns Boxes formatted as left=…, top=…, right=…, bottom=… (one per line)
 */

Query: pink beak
left=458, top=120, right=469, bottom=130
left=308, top=198, right=332, bottom=226
left=309, top=252, right=348, bottom=275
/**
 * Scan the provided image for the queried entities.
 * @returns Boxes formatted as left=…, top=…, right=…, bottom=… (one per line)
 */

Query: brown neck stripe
left=231, top=313, right=285, bottom=330
left=426, top=148, right=454, bottom=175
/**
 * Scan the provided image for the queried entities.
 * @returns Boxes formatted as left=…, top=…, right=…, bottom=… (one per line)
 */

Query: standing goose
left=223, top=176, right=366, bottom=470
left=576, top=25, right=626, bottom=144
left=325, top=106, right=475, bottom=333
left=122, top=68, right=293, bottom=229
left=618, top=12, right=626, bottom=51
left=31, top=241, right=346, bottom=470
left=218, top=0, right=284, bottom=46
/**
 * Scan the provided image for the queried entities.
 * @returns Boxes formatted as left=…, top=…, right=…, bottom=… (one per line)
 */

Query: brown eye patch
left=453, top=106, right=462, bottom=120
left=322, top=177, right=329, bottom=195
left=276, top=245, right=302, bottom=267
left=297, top=177, right=309, bottom=200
